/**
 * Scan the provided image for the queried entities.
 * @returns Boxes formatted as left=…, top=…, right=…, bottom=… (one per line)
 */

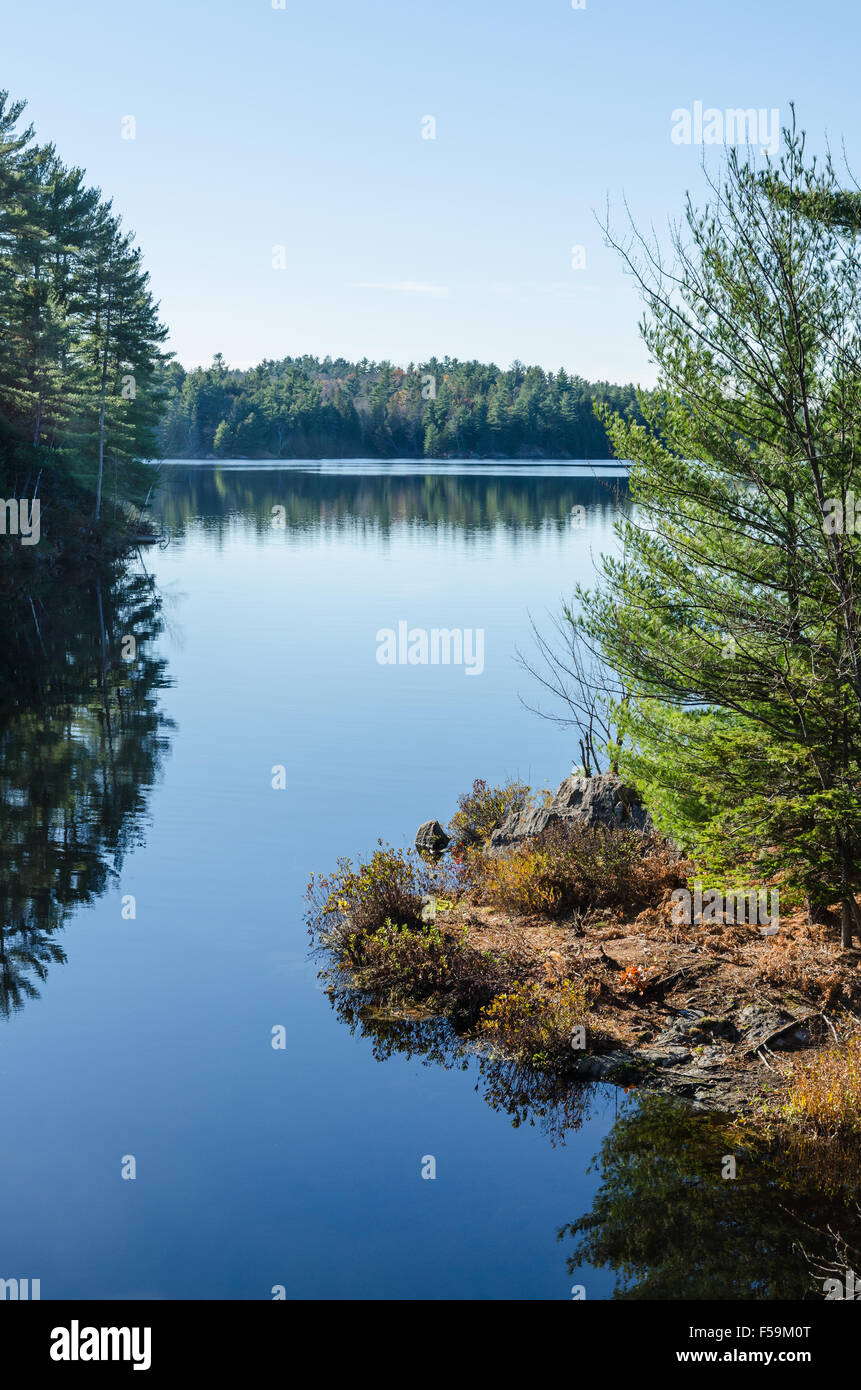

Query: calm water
left=1, top=462, right=857, bottom=1300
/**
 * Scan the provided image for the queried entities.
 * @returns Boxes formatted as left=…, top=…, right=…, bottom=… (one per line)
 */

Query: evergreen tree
left=0, top=89, right=168, bottom=543
left=578, top=120, right=861, bottom=943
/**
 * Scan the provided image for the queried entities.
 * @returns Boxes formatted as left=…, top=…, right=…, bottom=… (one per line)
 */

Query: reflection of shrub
left=479, top=824, right=685, bottom=918
left=783, top=1019, right=861, bottom=1137
left=448, top=777, right=531, bottom=846
left=479, top=978, right=596, bottom=1066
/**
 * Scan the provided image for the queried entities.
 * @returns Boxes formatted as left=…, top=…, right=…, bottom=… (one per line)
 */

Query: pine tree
left=0, top=89, right=168, bottom=539
left=580, top=120, right=861, bottom=943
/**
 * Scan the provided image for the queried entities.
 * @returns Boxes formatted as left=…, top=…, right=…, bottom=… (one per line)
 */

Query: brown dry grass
left=310, top=826, right=861, bottom=1128
left=782, top=1015, right=861, bottom=1137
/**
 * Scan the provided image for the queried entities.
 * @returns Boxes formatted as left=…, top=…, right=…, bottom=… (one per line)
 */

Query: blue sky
left=4, top=0, right=859, bottom=383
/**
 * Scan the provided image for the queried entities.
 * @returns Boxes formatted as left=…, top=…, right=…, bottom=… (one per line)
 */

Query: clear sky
left=4, top=0, right=859, bottom=383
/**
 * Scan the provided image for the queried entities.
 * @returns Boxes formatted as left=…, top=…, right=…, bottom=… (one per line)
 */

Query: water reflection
left=0, top=562, right=173, bottom=1014
left=326, top=983, right=861, bottom=1298
left=326, top=984, right=601, bottom=1146
left=562, top=1093, right=861, bottom=1299
left=156, top=465, right=629, bottom=541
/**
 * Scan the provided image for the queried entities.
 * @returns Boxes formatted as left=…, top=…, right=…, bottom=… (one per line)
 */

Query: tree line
left=160, top=354, right=646, bottom=459
left=0, top=89, right=168, bottom=565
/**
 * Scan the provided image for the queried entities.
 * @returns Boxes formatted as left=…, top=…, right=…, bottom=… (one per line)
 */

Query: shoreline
left=156, top=455, right=632, bottom=467
left=309, top=779, right=861, bottom=1136
left=322, top=898, right=836, bottom=1119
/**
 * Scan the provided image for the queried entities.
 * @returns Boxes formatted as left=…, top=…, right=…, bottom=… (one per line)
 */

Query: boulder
left=488, top=772, right=654, bottom=852
left=737, top=1005, right=821, bottom=1056
left=415, top=820, right=451, bottom=855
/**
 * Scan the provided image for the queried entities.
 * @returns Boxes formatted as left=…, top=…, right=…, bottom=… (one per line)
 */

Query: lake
left=0, top=461, right=853, bottom=1300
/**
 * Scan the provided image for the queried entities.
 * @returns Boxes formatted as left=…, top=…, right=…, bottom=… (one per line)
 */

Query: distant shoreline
left=155, top=456, right=632, bottom=469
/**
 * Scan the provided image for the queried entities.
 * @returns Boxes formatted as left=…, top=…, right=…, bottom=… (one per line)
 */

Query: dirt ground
left=446, top=895, right=861, bottom=1114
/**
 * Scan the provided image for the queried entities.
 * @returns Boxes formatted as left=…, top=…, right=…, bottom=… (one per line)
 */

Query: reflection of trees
left=560, top=1092, right=861, bottom=1300
left=156, top=467, right=629, bottom=543
left=326, top=985, right=600, bottom=1146
left=0, top=562, right=173, bottom=1015
left=325, top=981, right=861, bottom=1294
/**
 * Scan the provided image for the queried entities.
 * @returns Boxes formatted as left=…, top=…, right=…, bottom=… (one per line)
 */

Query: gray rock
left=488, top=772, right=654, bottom=852
left=737, top=1004, right=792, bottom=1047
left=639, top=1045, right=693, bottom=1067
left=737, top=1005, right=817, bottom=1056
left=415, top=820, right=451, bottom=855
left=690, top=1046, right=725, bottom=1071
left=661, top=1012, right=706, bottom=1043
left=573, top=1049, right=639, bottom=1081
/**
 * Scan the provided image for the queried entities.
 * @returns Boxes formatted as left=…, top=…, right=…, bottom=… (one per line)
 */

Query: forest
left=0, top=89, right=168, bottom=569
left=159, top=354, right=645, bottom=460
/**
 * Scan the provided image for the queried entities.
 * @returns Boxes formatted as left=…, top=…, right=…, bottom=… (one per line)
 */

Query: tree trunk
left=807, top=897, right=837, bottom=927
left=841, top=898, right=854, bottom=948
left=94, top=285, right=113, bottom=521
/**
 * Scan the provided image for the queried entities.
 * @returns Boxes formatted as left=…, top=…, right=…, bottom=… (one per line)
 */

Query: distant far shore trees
left=160, top=354, right=646, bottom=460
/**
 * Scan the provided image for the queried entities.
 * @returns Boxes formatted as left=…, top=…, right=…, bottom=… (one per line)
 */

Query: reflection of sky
left=0, top=464, right=622, bottom=1300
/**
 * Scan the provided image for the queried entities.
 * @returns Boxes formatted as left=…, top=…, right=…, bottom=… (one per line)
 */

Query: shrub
left=307, top=842, right=433, bottom=962
left=616, top=964, right=657, bottom=993
left=349, top=916, right=539, bottom=1026
left=448, top=777, right=532, bottom=846
left=308, top=848, right=536, bottom=1018
left=479, top=977, right=596, bottom=1067
left=479, top=822, right=686, bottom=918
left=356, top=918, right=462, bottom=997
left=480, top=847, right=564, bottom=915
left=782, top=1017, right=861, bottom=1137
